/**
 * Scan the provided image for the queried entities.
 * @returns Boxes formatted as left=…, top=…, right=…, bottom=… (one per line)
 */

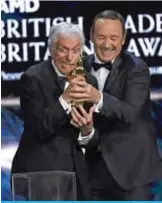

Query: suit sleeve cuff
left=94, top=91, right=103, bottom=113
left=59, top=95, right=71, bottom=114
left=78, top=127, right=95, bottom=145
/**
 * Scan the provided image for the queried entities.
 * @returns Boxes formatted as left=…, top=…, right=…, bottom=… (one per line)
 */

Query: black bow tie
left=92, top=61, right=112, bottom=71
left=58, top=76, right=67, bottom=90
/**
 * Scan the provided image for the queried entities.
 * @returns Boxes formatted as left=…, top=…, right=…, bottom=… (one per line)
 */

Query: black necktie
left=58, top=76, right=67, bottom=90
left=92, top=61, right=112, bottom=71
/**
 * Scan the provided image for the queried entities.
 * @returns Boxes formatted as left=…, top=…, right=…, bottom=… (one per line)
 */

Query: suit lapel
left=84, top=54, right=123, bottom=92
left=83, top=54, right=94, bottom=72
left=103, top=55, right=122, bottom=92
left=41, top=59, right=63, bottom=105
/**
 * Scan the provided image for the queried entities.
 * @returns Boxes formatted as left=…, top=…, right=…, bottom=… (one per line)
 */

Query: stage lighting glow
left=1, top=144, right=18, bottom=170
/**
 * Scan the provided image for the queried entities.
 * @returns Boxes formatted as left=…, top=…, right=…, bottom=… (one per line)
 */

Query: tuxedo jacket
left=11, top=59, right=98, bottom=200
left=83, top=50, right=162, bottom=190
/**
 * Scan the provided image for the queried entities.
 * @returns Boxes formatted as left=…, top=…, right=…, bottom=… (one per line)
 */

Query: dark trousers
left=87, top=151, right=153, bottom=200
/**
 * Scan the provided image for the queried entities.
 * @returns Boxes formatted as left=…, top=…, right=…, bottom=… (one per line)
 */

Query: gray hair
left=48, top=22, right=85, bottom=51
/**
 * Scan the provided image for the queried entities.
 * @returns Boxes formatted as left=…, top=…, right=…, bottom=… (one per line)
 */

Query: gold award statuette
left=67, top=56, right=86, bottom=108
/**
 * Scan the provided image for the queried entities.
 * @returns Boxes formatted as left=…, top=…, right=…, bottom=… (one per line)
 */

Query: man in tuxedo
left=11, top=22, right=99, bottom=200
left=70, top=10, right=162, bottom=200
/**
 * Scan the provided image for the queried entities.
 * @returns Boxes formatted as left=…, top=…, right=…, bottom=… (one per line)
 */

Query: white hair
left=48, top=22, right=85, bottom=51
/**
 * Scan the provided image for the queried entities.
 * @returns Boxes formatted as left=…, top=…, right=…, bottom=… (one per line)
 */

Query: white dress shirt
left=92, top=54, right=113, bottom=91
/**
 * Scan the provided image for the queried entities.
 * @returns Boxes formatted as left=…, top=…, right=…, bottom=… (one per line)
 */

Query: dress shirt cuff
left=78, top=127, right=95, bottom=145
left=59, top=95, right=71, bottom=114
left=94, top=91, right=103, bottom=113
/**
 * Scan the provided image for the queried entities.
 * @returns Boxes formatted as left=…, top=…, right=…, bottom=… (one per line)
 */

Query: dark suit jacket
left=83, top=50, right=162, bottom=190
left=11, top=59, right=98, bottom=200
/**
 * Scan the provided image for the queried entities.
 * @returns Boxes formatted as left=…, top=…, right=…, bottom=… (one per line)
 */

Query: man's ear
left=122, top=31, right=127, bottom=45
left=90, top=28, right=94, bottom=43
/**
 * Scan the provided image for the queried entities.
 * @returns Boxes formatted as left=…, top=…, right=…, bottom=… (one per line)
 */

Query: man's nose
left=104, top=38, right=111, bottom=48
left=66, top=50, right=73, bottom=61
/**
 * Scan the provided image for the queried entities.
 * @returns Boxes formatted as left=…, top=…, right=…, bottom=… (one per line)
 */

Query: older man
left=11, top=22, right=98, bottom=200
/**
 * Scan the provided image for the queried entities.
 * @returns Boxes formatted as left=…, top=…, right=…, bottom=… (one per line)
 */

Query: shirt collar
left=94, top=53, right=115, bottom=64
left=51, top=59, right=66, bottom=77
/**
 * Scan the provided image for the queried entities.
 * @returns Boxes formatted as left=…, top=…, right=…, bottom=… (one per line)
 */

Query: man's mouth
left=63, top=63, right=75, bottom=66
left=100, top=47, right=115, bottom=52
